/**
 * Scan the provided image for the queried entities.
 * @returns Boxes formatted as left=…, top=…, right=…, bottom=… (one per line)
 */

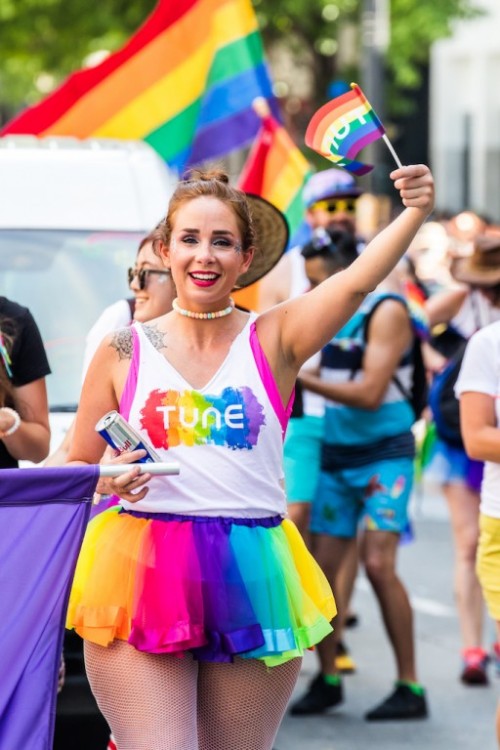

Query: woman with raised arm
left=66, top=164, right=434, bottom=750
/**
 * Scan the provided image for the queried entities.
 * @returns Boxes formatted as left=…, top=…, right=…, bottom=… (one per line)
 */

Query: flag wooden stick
left=382, top=133, right=403, bottom=169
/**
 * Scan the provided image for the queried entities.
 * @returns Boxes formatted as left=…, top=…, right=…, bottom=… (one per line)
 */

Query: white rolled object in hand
left=99, top=462, right=180, bottom=477
left=93, top=462, right=180, bottom=504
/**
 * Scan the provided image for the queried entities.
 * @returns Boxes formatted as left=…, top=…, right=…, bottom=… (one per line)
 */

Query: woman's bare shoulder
left=106, top=326, right=134, bottom=361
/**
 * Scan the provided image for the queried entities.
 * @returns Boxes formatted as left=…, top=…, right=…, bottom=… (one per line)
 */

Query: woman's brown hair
left=153, top=168, right=255, bottom=255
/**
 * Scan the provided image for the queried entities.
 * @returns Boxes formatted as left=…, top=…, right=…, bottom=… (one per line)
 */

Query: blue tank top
left=321, top=292, right=415, bottom=466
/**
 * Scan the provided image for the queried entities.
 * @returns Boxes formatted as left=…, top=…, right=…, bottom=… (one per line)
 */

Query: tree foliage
left=0, top=0, right=481, bottom=121
left=0, top=0, right=156, bottom=114
left=256, top=0, right=480, bottom=112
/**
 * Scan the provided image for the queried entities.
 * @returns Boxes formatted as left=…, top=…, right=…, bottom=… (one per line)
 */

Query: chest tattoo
left=144, top=324, right=168, bottom=352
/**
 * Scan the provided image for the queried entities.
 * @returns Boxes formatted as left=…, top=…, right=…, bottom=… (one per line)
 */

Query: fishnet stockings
left=197, top=656, right=301, bottom=750
left=84, top=641, right=301, bottom=750
left=85, top=641, right=198, bottom=750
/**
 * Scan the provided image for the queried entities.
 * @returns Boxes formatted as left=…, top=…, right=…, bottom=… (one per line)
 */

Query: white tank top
left=453, top=289, right=500, bottom=338
left=120, top=316, right=289, bottom=517
left=288, top=246, right=325, bottom=418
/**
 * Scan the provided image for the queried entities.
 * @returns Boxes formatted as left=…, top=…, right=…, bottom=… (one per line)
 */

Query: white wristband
left=1, top=407, right=21, bottom=436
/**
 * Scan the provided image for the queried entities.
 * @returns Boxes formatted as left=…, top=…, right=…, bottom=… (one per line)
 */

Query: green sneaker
left=365, top=684, right=428, bottom=721
left=290, top=674, right=343, bottom=716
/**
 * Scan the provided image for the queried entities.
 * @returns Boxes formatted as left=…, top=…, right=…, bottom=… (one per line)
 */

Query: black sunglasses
left=127, top=267, right=170, bottom=290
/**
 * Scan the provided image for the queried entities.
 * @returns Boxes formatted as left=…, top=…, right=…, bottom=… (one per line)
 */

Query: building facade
left=430, top=0, right=500, bottom=221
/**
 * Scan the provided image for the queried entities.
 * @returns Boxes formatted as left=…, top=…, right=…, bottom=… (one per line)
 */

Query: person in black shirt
left=0, top=297, right=51, bottom=468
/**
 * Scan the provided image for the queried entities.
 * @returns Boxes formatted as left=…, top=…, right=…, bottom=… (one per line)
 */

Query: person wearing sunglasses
left=46, top=227, right=176, bottom=747
left=258, top=169, right=365, bottom=674
left=258, top=170, right=364, bottom=527
left=80, top=231, right=175, bottom=377
left=307, top=197, right=359, bottom=235
left=92, top=232, right=177, bottom=750
left=290, top=225, right=429, bottom=722
left=127, top=266, right=171, bottom=289
left=45, top=229, right=176, bottom=466
left=259, top=168, right=364, bottom=312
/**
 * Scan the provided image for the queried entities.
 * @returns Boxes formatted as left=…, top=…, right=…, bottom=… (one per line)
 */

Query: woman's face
left=129, top=241, right=176, bottom=322
left=161, top=196, right=253, bottom=307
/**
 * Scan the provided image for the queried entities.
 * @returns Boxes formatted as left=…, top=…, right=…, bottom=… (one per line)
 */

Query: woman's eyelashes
left=177, top=234, right=241, bottom=251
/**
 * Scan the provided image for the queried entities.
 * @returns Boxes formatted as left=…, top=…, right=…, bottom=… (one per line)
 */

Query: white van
left=0, top=135, right=177, bottom=451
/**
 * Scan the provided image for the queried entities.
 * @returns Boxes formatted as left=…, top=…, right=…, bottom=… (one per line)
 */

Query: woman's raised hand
left=390, top=164, right=435, bottom=214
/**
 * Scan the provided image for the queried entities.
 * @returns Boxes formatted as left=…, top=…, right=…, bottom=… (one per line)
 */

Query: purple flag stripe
left=345, top=127, right=385, bottom=160
left=0, top=466, right=98, bottom=750
left=187, top=99, right=281, bottom=168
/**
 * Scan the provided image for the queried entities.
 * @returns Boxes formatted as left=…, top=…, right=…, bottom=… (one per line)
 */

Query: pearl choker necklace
left=172, top=297, right=235, bottom=320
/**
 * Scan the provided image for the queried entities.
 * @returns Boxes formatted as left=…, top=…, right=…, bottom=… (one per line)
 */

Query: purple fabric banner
left=0, top=465, right=98, bottom=750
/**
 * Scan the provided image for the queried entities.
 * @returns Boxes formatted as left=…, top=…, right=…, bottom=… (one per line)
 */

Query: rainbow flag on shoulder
left=238, top=110, right=311, bottom=246
left=233, top=109, right=311, bottom=311
left=305, top=83, right=386, bottom=175
left=0, top=0, right=278, bottom=174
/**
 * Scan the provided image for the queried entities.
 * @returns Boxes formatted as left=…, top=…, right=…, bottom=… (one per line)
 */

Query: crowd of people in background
left=5, top=159, right=500, bottom=747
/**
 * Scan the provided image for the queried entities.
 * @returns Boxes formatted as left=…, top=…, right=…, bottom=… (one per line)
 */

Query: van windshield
left=0, top=229, right=144, bottom=411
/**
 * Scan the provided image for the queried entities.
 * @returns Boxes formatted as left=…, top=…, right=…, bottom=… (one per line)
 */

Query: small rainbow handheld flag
left=305, top=83, right=394, bottom=175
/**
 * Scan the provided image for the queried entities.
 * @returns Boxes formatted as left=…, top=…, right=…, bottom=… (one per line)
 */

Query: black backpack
left=392, top=335, right=428, bottom=421
left=290, top=378, right=304, bottom=418
left=352, top=294, right=428, bottom=422
left=428, top=327, right=468, bottom=447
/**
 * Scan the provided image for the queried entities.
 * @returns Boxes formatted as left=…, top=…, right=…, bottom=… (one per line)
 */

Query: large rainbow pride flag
left=0, top=0, right=278, bottom=174
left=305, top=82, right=386, bottom=175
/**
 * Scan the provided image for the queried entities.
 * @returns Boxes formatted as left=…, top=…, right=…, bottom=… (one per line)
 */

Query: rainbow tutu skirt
left=67, top=507, right=336, bottom=666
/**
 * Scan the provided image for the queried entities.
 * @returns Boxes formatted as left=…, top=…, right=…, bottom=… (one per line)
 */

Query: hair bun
left=186, top=168, right=229, bottom=184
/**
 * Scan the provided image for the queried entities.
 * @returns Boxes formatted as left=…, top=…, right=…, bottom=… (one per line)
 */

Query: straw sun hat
left=236, top=194, right=289, bottom=289
left=451, top=234, right=500, bottom=287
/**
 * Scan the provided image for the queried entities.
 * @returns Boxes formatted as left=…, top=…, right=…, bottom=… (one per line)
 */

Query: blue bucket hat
left=303, top=168, right=362, bottom=208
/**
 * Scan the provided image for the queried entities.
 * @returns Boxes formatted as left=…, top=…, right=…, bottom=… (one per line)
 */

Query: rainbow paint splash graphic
left=141, top=387, right=265, bottom=450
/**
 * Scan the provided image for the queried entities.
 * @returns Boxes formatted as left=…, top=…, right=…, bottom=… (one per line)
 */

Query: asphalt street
left=275, top=478, right=499, bottom=750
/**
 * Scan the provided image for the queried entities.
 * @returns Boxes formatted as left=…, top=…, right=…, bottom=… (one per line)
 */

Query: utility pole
left=361, top=0, right=390, bottom=192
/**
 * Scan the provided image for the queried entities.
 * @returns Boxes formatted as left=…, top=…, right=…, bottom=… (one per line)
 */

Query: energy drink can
left=95, top=410, right=161, bottom=463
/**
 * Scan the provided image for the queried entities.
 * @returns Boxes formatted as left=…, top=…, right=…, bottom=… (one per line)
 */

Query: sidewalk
left=275, top=487, right=498, bottom=750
